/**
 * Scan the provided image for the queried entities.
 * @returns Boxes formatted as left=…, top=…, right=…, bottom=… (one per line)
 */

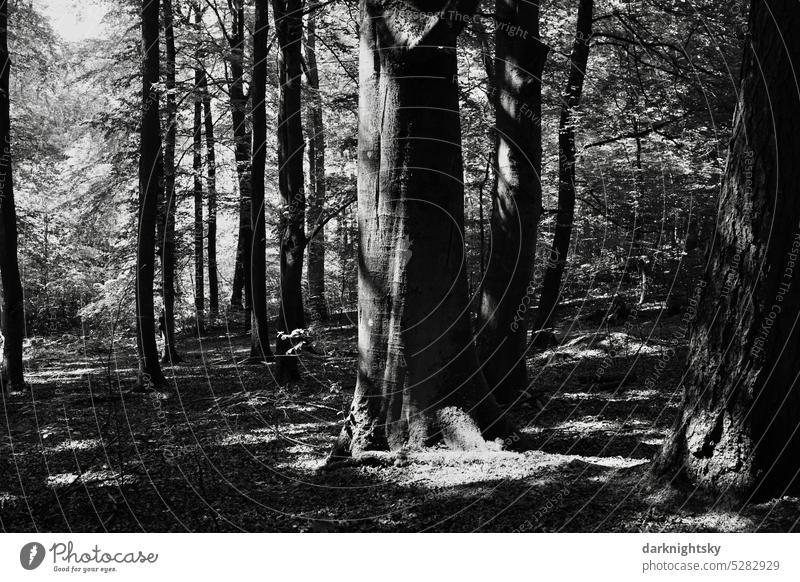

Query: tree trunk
left=476, top=0, right=549, bottom=405
left=246, top=0, right=273, bottom=363
left=227, top=0, right=252, bottom=327
left=201, top=72, right=220, bottom=318
left=160, top=0, right=181, bottom=363
left=656, top=0, right=800, bottom=501
left=135, top=0, right=166, bottom=389
left=533, top=0, right=593, bottom=332
left=304, top=6, right=327, bottom=322
left=332, top=0, right=512, bottom=457
left=272, top=0, right=306, bottom=383
left=193, top=63, right=205, bottom=335
left=0, top=0, right=25, bottom=392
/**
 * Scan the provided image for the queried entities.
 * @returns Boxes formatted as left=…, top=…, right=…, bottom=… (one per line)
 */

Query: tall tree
left=0, top=0, right=25, bottom=392
left=201, top=71, right=219, bottom=318
left=331, top=0, right=511, bottom=458
left=160, top=0, right=181, bottom=361
left=135, top=0, right=167, bottom=389
left=193, top=63, right=205, bottom=335
left=225, top=0, right=253, bottom=327
left=303, top=4, right=327, bottom=322
left=533, top=0, right=593, bottom=331
left=192, top=5, right=205, bottom=335
left=272, top=0, right=306, bottom=383
left=657, top=0, right=800, bottom=500
left=476, top=0, right=549, bottom=405
left=246, top=0, right=273, bottom=363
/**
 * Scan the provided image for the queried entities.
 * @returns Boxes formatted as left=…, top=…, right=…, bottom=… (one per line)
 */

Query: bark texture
left=248, top=0, right=273, bottom=362
left=135, top=0, right=166, bottom=388
left=227, top=0, right=252, bottom=323
left=0, top=0, right=25, bottom=392
left=533, top=0, right=592, bottom=331
left=161, top=0, right=181, bottom=361
left=304, top=6, right=327, bottom=322
left=201, top=72, right=219, bottom=317
left=657, top=0, right=800, bottom=500
left=272, top=0, right=306, bottom=383
left=476, top=0, right=548, bottom=404
left=333, top=0, right=511, bottom=457
left=193, top=63, right=205, bottom=335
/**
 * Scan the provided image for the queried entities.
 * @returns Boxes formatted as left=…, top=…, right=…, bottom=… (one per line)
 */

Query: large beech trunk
left=332, top=0, right=510, bottom=457
left=0, top=0, right=24, bottom=392
left=476, top=0, right=548, bottom=405
left=247, top=0, right=273, bottom=362
left=227, top=0, right=252, bottom=325
left=534, top=0, right=592, bottom=332
left=135, top=0, right=166, bottom=389
left=272, top=0, right=306, bottom=383
left=201, top=74, right=219, bottom=317
left=304, top=8, right=328, bottom=322
left=161, top=0, right=181, bottom=361
left=657, top=0, right=800, bottom=500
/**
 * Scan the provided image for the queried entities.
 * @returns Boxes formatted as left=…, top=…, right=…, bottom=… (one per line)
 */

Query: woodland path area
left=3, top=309, right=799, bottom=532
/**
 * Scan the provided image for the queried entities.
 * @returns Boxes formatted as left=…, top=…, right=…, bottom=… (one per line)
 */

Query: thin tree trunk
left=228, top=0, right=252, bottom=328
left=304, top=6, right=327, bottom=322
left=656, top=0, right=800, bottom=501
left=272, top=0, right=306, bottom=383
left=332, top=0, right=512, bottom=458
left=246, top=0, right=273, bottom=363
left=533, top=0, right=593, bottom=332
left=135, top=0, right=166, bottom=389
left=161, top=0, right=181, bottom=362
left=201, top=73, right=220, bottom=318
left=193, top=63, right=205, bottom=335
left=0, top=0, right=25, bottom=392
left=476, top=0, right=549, bottom=405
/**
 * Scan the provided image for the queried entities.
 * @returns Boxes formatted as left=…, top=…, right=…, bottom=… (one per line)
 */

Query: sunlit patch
left=46, top=470, right=136, bottom=489
left=640, top=437, right=664, bottom=446
left=47, top=438, right=103, bottom=453
left=0, top=491, right=20, bottom=505
left=554, top=418, right=624, bottom=433
left=219, top=429, right=278, bottom=446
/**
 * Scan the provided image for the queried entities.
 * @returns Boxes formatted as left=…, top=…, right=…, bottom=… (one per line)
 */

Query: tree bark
left=533, top=0, right=593, bottom=332
left=193, top=63, right=205, bottom=335
left=304, top=6, right=327, bottom=322
left=201, top=72, right=220, bottom=318
left=476, top=0, right=549, bottom=405
left=227, top=0, right=252, bottom=327
left=272, top=0, right=306, bottom=383
left=246, top=0, right=274, bottom=362
left=0, top=0, right=25, bottom=392
left=160, top=0, right=182, bottom=362
left=136, top=0, right=167, bottom=389
left=332, top=0, right=512, bottom=457
left=656, top=0, right=800, bottom=501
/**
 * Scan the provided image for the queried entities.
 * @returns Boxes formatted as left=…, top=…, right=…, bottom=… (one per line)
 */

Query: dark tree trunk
left=476, top=0, right=549, bottom=405
left=656, top=0, right=800, bottom=501
left=227, top=0, right=252, bottom=327
left=304, top=6, right=327, bottom=322
left=533, top=0, right=593, bottom=332
left=332, top=0, right=512, bottom=458
left=160, top=0, right=181, bottom=363
left=246, top=0, right=273, bottom=363
left=272, top=0, right=306, bottom=383
left=136, top=0, right=166, bottom=389
left=193, top=63, right=205, bottom=335
left=201, top=73, right=219, bottom=318
left=0, top=0, right=25, bottom=392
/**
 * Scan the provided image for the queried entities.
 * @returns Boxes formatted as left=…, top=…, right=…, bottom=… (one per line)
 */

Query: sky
left=35, top=0, right=109, bottom=43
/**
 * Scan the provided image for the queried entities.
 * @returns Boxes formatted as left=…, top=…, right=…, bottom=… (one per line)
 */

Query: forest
left=1, top=0, right=799, bottom=533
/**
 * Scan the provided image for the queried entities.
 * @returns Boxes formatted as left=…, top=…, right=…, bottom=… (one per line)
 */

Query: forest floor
left=2, top=307, right=799, bottom=532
